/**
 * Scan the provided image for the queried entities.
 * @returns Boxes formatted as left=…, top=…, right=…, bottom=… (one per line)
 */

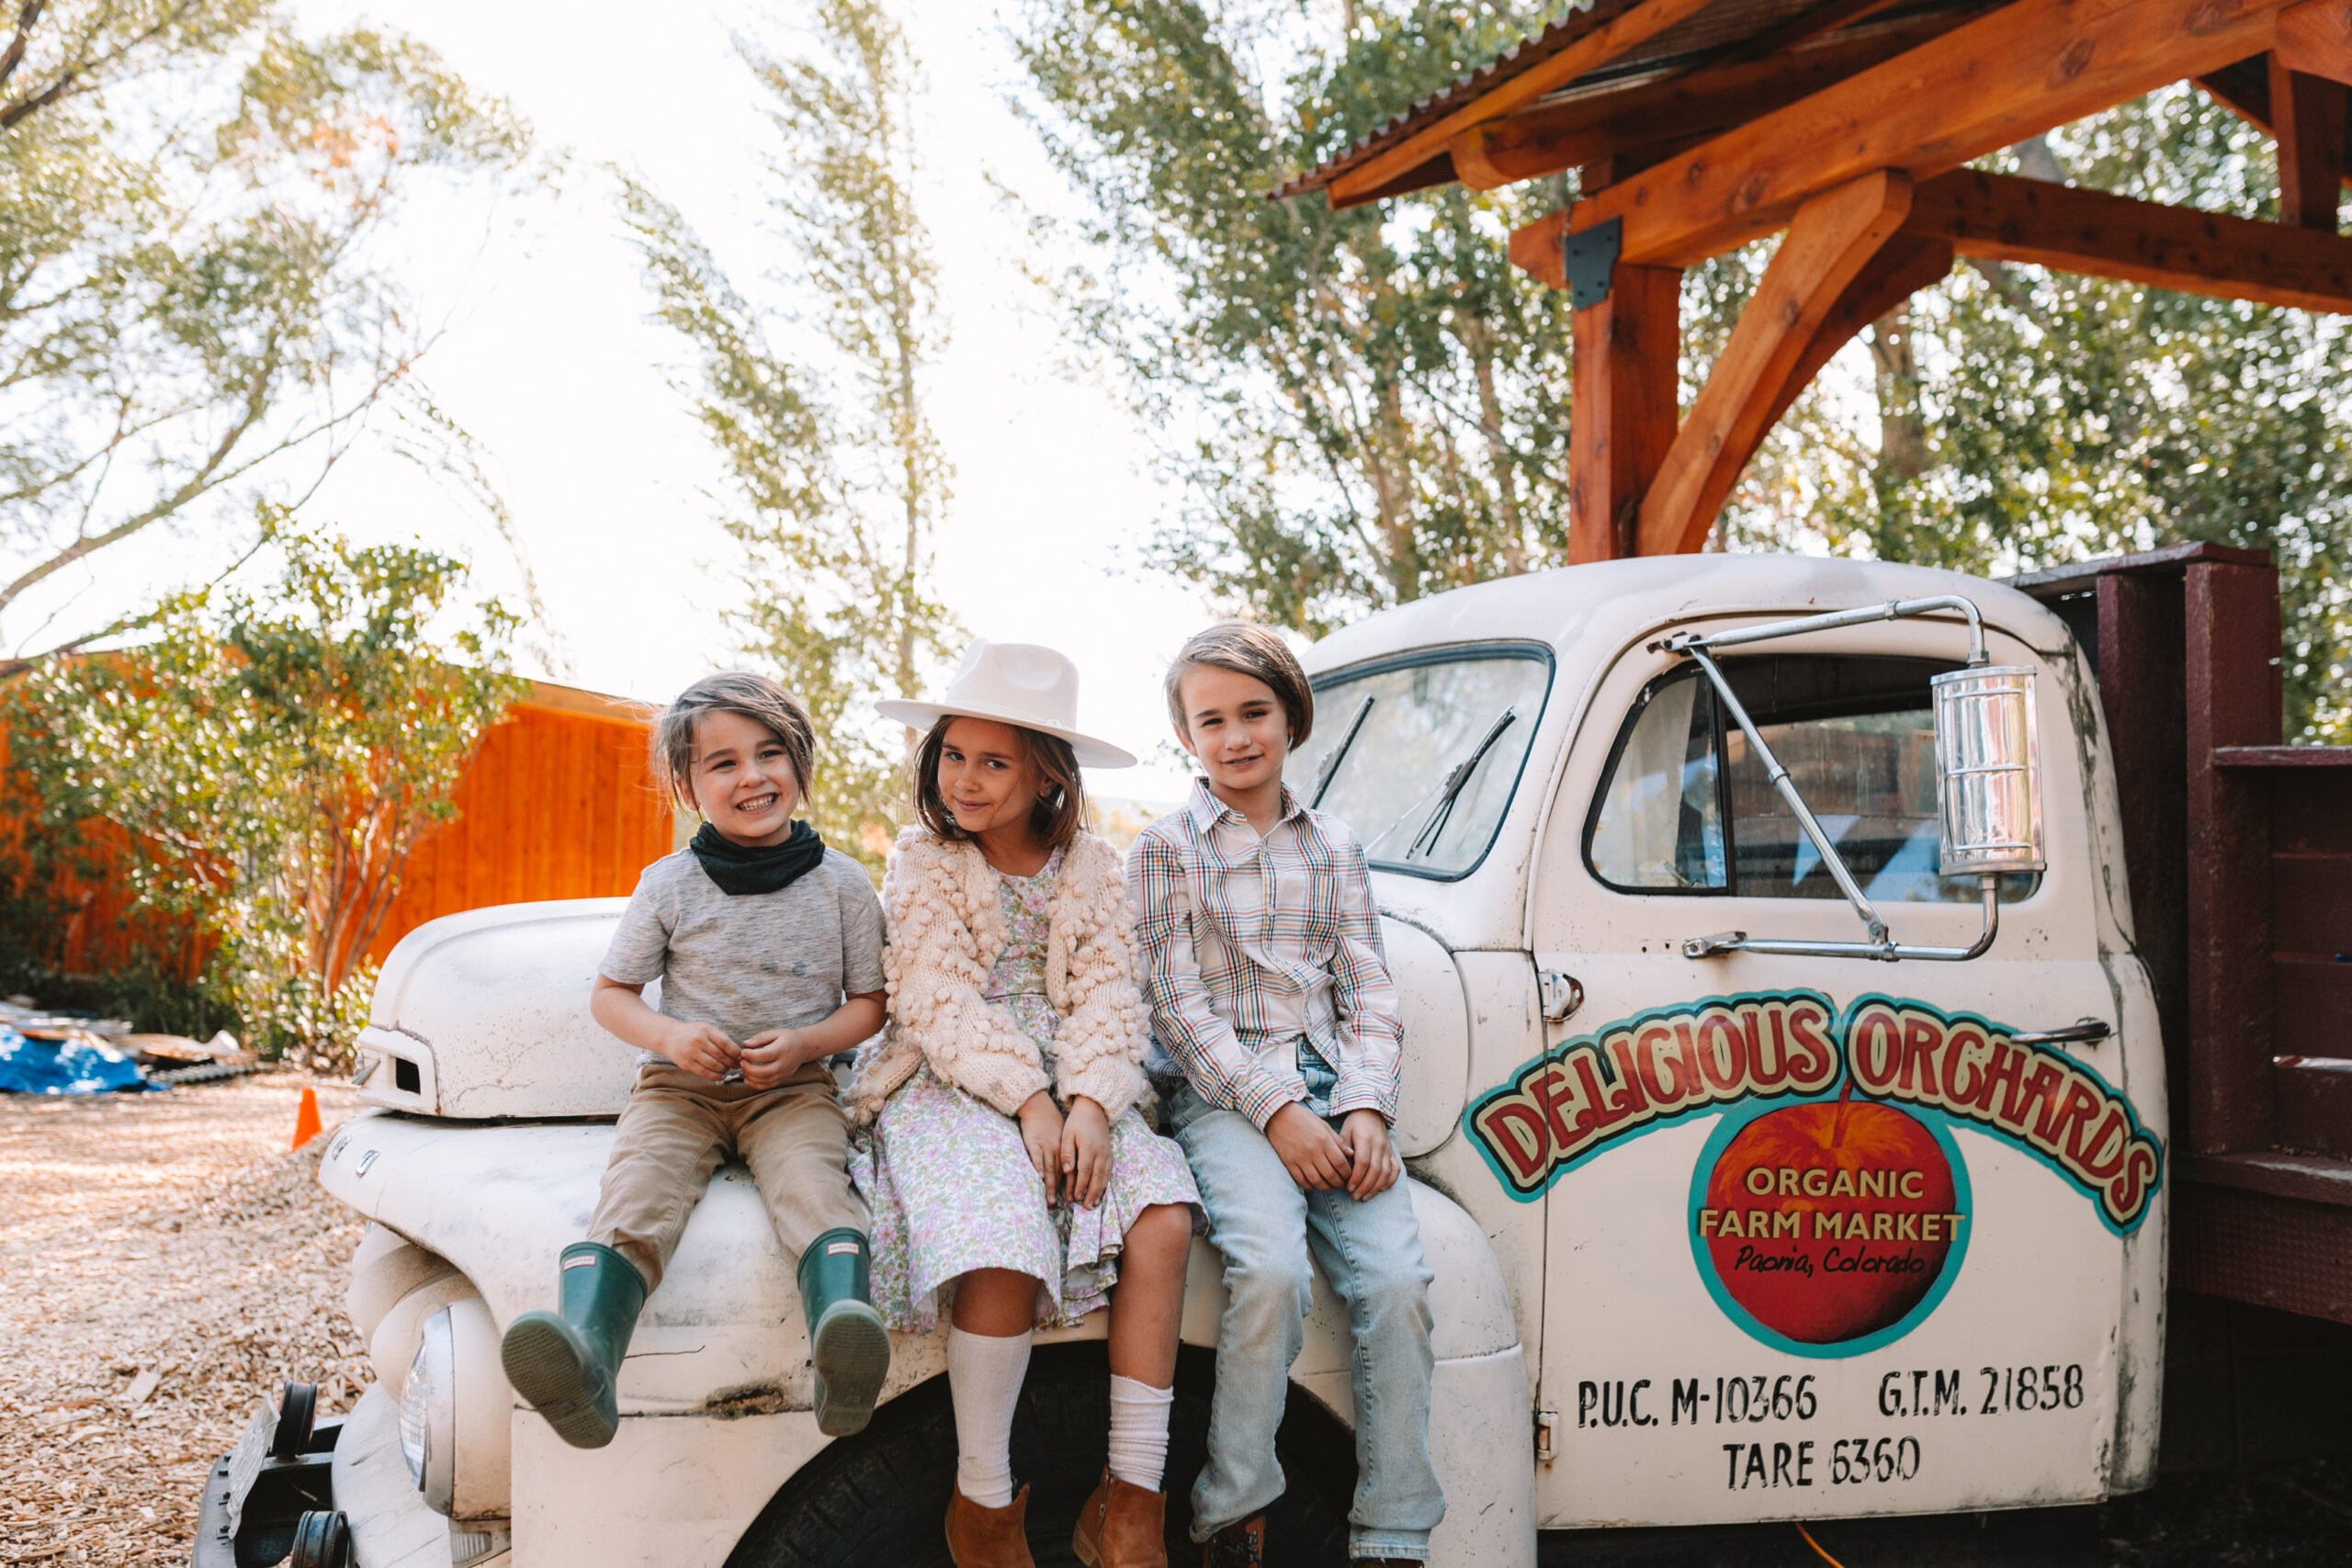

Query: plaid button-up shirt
left=1127, top=779, right=1404, bottom=1129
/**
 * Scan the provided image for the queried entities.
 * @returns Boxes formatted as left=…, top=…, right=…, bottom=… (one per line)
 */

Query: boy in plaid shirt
left=1127, top=625, right=1443, bottom=1568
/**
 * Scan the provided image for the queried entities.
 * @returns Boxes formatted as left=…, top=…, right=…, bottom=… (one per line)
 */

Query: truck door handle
left=2007, top=1018, right=2111, bottom=1048
left=1540, top=971, right=1584, bottom=1023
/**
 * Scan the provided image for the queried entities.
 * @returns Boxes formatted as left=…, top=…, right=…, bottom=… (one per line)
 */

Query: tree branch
left=0, top=0, right=46, bottom=97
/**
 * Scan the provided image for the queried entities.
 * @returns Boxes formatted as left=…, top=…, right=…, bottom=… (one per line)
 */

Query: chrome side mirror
left=1930, top=666, right=2045, bottom=877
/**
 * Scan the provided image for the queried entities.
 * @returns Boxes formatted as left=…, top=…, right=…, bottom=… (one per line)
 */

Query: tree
left=1012, top=0, right=1576, bottom=633
left=619, top=0, right=956, bottom=866
left=9, top=513, right=524, bottom=1061
left=0, top=3, right=532, bottom=671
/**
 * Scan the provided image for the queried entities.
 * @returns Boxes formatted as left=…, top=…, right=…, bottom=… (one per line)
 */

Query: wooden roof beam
left=1637, top=170, right=1916, bottom=555
left=2194, top=52, right=2352, bottom=197
left=2273, top=58, right=2350, bottom=225
left=2276, top=0, right=2352, bottom=84
left=1518, top=166, right=2352, bottom=310
left=1553, top=0, right=2316, bottom=269
left=1908, top=166, right=2352, bottom=308
left=1449, top=14, right=1960, bottom=192
left=1326, top=0, right=1722, bottom=208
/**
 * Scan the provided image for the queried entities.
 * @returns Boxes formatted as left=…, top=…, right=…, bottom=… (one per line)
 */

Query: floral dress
left=851, top=848, right=1202, bottom=1332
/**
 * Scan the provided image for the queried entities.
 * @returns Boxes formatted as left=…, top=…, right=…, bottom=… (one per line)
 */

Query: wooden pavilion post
left=2271, top=56, right=2350, bottom=228
left=1566, top=263, right=1679, bottom=562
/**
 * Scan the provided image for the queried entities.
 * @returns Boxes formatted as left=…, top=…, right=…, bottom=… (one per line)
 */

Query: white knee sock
left=946, top=1325, right=1032, bottom=1508
left=1106, top=1373, right=1175, bottom=1493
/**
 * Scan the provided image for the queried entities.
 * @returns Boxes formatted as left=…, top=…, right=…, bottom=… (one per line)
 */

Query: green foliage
left=8, top=512, right=523, bottom=1061
left=0, top=1, right=533, bottom=668
left=1012, top=0, right=1576, bottom=632
left=619, top=0, right=956, bottom=872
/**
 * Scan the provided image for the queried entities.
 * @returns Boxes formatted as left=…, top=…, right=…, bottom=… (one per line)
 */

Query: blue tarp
left=0, top=1025, right=153, bottom=1093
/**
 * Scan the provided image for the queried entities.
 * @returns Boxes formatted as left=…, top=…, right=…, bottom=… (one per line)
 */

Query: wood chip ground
left=0, top=1075, right=365, bottom=1566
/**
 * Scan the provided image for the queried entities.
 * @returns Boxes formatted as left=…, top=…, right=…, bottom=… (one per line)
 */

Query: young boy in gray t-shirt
left=500, top=673, right=891, bottom=1450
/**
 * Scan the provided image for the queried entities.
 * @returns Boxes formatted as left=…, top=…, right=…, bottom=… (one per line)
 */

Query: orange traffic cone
left=291, top=1086, right=322, bottom=1151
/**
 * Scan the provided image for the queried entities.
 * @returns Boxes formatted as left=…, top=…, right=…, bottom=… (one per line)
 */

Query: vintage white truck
left=204, top=551, right=2177, bottom=1567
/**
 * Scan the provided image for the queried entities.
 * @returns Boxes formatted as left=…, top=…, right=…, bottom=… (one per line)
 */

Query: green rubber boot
left=499, top=1242, right=647, bottom=1450
left=799, top=1228, right=891, bottom=1437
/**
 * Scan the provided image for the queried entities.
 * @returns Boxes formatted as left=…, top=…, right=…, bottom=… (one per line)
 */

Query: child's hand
left=1018, top=1090, right=1067, bottom=1204
left=662, top=1020, right=741, bottom=1081
left=1060, top=1097, right=1113, bottom=1209
left=1338, top=1109, right=1400, bottom=1200
left=739, top=1029, right=806, bottom=1089
left=1266, top=1101, right=1351, bottom=1191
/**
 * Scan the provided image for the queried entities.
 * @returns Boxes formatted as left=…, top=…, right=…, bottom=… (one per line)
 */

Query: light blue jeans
left=1171, top=1089, right=1445, bottom=1562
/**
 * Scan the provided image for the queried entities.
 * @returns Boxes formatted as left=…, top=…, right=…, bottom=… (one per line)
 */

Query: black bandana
left=689, top=818, right=827, bottom=897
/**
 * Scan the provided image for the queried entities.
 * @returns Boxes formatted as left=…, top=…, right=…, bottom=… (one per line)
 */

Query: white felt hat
left=876, top=640, right=1137, bottom=769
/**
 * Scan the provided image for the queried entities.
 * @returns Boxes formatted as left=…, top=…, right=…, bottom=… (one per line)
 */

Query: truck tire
left=273, top=1382, right=319, bottom=1460
left=722, top=1344, right=1354, bottom=1568
left=287, top=1508, right=351, bottom=1568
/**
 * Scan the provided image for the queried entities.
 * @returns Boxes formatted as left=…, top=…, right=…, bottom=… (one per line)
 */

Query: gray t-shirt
left=600, top=844, right=887, bottom=1066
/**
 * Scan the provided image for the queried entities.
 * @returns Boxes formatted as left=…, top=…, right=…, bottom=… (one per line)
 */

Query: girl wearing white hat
left=845, top=640, right=1202, bottom=1568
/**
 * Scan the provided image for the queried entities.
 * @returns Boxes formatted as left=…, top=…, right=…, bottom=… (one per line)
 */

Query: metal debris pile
left=0, top=997, right=258, bottom=1095
left=0, top=1076, right=368, bottom=1565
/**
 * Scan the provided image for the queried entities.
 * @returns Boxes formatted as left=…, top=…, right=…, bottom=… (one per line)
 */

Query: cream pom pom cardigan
left=846, top=825, right=1149, bottom=1126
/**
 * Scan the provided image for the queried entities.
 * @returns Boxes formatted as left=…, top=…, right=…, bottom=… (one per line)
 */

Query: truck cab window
left=1587, top=671, right=1727, bottom=889
left=1586, top=655, right=2039, bottom=904
left=1288, top=646, right=1553, bottom=879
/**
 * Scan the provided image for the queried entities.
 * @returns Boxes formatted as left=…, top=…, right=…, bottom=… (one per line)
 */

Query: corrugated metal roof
left=1272, top=0, right=1652, bottom=200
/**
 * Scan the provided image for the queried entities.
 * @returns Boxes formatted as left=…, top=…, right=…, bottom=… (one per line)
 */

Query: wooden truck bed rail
left=2013, top=545, right=2352, bottom=1328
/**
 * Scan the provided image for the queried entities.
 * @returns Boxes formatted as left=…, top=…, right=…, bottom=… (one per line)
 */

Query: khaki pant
left=588, top=1061, right=869, bottom=1292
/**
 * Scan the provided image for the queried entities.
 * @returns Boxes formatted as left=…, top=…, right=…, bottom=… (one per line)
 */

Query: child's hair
left=1164, top=624, right=1316, bottom=747
left=651, top=672, right=817, bottom=811
left=910, top=716, right=1088, bottom=852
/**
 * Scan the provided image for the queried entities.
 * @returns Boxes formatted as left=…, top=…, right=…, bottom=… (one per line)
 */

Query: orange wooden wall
left=0, top=784, right=200, bottom=981
left=369, top=687, right=675, bottom=960
left=3, top=681, right=674, bottom=977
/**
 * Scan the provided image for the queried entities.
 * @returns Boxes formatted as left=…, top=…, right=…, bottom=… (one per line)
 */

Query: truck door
left=1496, top=614, right=2163, bottom=1528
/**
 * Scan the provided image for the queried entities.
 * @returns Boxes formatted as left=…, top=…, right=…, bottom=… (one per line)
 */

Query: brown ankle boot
left=945, top=1483, right=1035, bottom=1567
left=1072, top=1467, right=1167, bottom=1567
left=1199, top=1514, right=1264, bottom=1568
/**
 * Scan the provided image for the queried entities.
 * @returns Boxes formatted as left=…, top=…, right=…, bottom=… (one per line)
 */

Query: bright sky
left=277, top=0, right=1208, bottom=800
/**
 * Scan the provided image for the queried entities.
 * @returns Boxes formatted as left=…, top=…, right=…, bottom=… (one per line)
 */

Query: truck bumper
left=193, top=1395, right=337, bottom=1568
left=195, top=1386, right=508, bottom=1568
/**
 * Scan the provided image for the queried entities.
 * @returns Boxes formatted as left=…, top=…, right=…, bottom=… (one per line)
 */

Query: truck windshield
left=1287, top=646, right=1553, bottom=879
left=1585, top=654, right=2039, bottom=903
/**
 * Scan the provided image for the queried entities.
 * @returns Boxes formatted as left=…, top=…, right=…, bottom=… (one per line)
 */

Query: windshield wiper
left=1407, top=707, right=1518, bottom=859
left=1309, top=694, right=1375, bottom=808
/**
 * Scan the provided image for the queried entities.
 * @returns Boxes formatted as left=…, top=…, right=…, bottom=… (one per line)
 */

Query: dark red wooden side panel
left=2267, top=763, right=2352, bottom=1156
left=2174, top=1178, right=2352, bottom=1324
left=2181, top=561, right=2282, bottom=1154
left=2098, top=570, right=2189, bottom=1088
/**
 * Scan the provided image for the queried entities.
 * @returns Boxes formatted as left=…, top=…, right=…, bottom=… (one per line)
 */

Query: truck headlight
left=399, top=1306, right=458, bottom=1510
left=393, top=1295, right=513, bottom=1520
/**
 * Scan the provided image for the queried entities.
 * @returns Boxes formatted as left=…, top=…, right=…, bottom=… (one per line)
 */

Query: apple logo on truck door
left=1693, top=1096, right=1970, bottom=1355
